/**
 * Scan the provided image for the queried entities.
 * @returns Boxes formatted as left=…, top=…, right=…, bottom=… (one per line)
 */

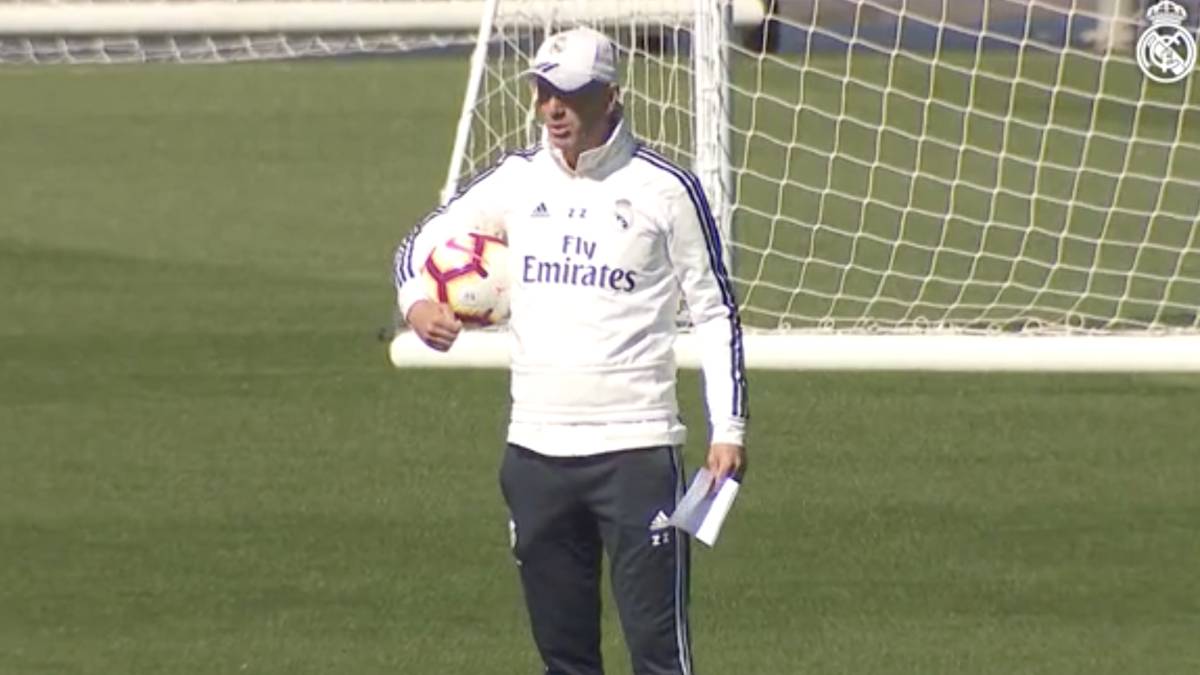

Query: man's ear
left=605, top=85, right=621, bottom=115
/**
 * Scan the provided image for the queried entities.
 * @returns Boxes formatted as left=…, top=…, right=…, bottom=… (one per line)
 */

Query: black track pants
left=499, top=443, right=693, bottom=675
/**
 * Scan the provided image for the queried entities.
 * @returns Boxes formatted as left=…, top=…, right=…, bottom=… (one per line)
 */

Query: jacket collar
left=544, top=115, right=635, bottom=179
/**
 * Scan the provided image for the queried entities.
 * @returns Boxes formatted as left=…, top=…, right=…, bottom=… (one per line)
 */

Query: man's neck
left=563, top=115, right=621, bottom=170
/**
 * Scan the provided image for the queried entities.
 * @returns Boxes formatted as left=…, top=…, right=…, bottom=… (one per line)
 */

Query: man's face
left=535, top=79, right=615, bottom=158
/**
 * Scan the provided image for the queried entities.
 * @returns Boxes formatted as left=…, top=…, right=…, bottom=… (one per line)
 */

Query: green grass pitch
left=2, top=58, right=1199, bottom=674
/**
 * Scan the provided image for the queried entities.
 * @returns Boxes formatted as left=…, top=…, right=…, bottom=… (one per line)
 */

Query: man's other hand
left=705, top=443, right=746, bottom=492
left=407, top=300, right=463, bottom=352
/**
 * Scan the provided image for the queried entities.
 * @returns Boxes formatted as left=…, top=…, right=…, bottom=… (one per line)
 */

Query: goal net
left=408, top=0, right=1200, bottom=370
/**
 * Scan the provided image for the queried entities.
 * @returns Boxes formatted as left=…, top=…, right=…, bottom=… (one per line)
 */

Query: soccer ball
left=420, top=232, right=511, bottom=326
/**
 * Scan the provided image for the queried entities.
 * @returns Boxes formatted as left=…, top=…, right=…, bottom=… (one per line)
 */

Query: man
left=393, top=27, right=748, bottom=675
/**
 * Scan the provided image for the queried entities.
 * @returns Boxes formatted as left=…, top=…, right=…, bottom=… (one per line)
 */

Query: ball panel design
left=419, top=232, right=511, bottom=326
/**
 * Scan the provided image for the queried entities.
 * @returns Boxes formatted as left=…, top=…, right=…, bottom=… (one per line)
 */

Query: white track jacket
left=394, top=120, right=748, bottom=456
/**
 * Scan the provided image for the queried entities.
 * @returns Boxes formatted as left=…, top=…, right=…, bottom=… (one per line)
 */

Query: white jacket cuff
left=397, top=282, right=430, bottom=323
left=710, top=419, right=746, bottom=447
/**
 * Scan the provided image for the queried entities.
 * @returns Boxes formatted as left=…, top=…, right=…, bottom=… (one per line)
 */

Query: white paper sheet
left=667, top=467, right=740, bottom=546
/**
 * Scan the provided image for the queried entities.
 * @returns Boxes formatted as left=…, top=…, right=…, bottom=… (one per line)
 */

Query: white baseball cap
left=525, top=27, right=618, bottom=92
